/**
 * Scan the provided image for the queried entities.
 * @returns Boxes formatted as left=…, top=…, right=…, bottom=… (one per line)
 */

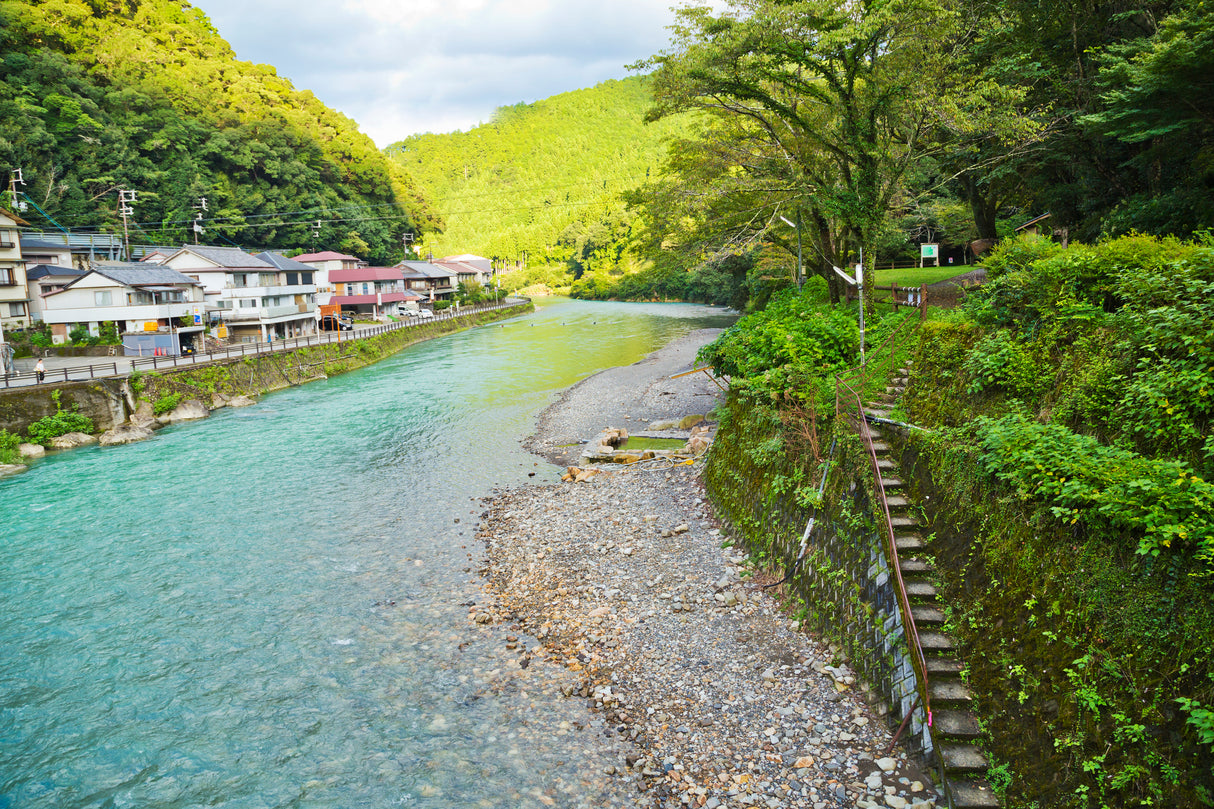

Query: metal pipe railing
left=2, top=298, right=527, bottom=387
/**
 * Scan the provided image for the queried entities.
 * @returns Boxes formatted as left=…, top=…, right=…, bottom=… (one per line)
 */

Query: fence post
left=920, top=284, right=927, bottom=322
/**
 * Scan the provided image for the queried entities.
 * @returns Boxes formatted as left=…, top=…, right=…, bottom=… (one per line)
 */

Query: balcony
left=42, top=302, right=197, bottom=324
left=218, top=303, right=314, bottom=322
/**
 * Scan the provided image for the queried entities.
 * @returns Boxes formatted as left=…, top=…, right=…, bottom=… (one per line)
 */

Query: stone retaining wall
left=703, top=399, right=930, bottom=761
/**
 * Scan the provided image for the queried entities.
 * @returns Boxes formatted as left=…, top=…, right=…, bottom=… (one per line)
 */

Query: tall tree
left=637, top=0, right=1032, bottom=310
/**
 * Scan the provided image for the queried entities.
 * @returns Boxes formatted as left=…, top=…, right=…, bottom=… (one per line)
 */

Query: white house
left=0, top=208, right=31, bottom=332
left=40, top=262, right=206, bottom=355
left=162, top=245, right=317, bottom=342
left=291, top=250, right=364, bottom=305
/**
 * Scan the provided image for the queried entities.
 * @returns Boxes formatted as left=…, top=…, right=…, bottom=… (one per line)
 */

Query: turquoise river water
left=0, top=298, right=736, bottom=809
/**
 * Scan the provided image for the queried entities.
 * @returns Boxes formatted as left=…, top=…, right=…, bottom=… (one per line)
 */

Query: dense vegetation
left=697, top=233, right=1214, bottom=806
left=0, top=0, right=434, bottom=263
left=385, top=78, right=697, bottom=294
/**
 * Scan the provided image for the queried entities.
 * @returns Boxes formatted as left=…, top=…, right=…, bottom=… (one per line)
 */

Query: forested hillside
left=385, top=77, right=693, bottom=289
left=0, top=0, right=434, bottom=264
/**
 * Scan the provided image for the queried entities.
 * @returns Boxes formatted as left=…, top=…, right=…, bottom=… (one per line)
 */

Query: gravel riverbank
left=476, top=330, right=939, bottom=809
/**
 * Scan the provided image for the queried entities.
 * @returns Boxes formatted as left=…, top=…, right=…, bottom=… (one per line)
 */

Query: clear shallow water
left=0, top=298, right=735, bottom=809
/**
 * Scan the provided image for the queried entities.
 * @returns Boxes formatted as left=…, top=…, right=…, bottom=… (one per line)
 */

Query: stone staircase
left=863, top=362, right=1000, bottom=809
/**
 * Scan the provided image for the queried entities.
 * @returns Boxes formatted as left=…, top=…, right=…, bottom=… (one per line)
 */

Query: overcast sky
left=197, top=0, right=693, bottom=147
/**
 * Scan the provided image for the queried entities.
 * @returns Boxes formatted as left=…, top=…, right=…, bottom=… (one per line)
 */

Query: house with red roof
left=330, top=266, right=420, bottom=319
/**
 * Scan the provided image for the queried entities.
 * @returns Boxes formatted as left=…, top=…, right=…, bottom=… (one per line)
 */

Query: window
left=285, top=272, right=298, bottom=286
left=7, top=302, right=25, bottom=317
left=233, top=273, right=249, bottom=287
left=95, top=290, right=113, bottom=306
left=301, top=271, right=313, bottom=284
left=0, top=267, right=13, bottom=285
left=259, top=273, right=276, bottom=286
left=240, top=299, right=257, bottom=308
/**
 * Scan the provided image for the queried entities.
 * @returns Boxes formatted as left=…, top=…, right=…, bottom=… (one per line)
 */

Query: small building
left=291, top=250, right=364, bottom=304
left=330, top=266, right=419, bottom=319
left=397, top=260, right=457, bottom=301
left=40, top=262, right=206, bottom=355
left=1015, top=212, right=1069, bottom=248
left=26, top=264, right=88, bottom=323
left=435, top=254, right=496, bottom=293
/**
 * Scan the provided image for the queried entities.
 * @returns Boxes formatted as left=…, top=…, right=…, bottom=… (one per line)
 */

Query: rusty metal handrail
left=834, top=312, right=932, bottom=732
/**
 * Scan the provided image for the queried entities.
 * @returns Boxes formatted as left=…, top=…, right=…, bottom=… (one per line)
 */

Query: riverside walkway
left=1, top=299, right=526, bottom=389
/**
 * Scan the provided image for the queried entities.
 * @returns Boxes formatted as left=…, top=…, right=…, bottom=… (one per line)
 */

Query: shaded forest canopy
left=0, top=0, right=434, bottom=264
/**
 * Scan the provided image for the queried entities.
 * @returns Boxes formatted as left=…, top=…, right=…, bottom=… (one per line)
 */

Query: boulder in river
left=50, top=432, right=98, bottom=449
left=99, top=422, right=155, bottom=446
left=162, top=398, right=210, bottom=423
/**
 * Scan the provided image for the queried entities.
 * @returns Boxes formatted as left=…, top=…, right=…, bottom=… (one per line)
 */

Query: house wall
left=0, top=214, right=30, bottom=328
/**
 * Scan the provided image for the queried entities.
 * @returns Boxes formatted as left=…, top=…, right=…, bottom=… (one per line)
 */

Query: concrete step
left=926, top=655, right=964, bottom=676
left=890, top=515, right=922, bottom=530
left=879, top=476, right=904, bottom=490
left=904, top=579, right=938, bottom=600
left=931, top=679, right=974, bottom=707
left=864, top=408, right=893, bottom=419
left=894, top=533, right=925, bottom=553
left=947, top=778, right=1001, bottom=809
left=900, top=557, right=934, bottom=575
left=940, top=743, right=989, bottom=775
left=910, top=604, right=946, bottom=626
left=918, top=631, right=957, bottom=654
left=884, top=494, right=911, bottom=510
left=870, top=440, right=892, bottom=455
left=876, top=457, right=898, bottom=472
left=933, top=709, right=982, bottom=740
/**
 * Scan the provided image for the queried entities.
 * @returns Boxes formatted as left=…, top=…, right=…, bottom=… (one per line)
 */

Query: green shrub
left=26, top=392, right=95, bottom=446
left=153, top=391, right=183, bottom=416
left=962, top=331, right=1051, bottom=399
left=975, top=413, right=1214, bottom=577
left=0, top=429, right=23, bottom=465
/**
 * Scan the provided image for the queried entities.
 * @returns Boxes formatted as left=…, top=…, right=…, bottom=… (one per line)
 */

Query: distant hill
left=0, top=0, right=432, bottom=264
left=385, top=76, right=692, bottom=268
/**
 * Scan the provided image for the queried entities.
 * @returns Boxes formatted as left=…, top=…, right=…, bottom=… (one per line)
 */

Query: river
left=0, top=298, right=735, bottom=809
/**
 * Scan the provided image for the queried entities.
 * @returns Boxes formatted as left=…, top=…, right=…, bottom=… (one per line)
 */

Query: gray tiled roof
left=26, top=264, right=86, bottom=280
left=399, top=260, right=456, bottom=279
left=87, top=261, right=201, bottom=287
left=181, top=245, right=272, bottom=269
left=256, top=252, right=320, bottom=271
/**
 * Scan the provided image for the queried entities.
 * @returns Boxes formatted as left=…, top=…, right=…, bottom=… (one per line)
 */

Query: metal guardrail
left=1, top=298, right=527, bottom=389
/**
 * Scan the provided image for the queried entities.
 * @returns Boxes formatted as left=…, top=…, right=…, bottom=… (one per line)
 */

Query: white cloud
left=197, top=0, right=690, bottom=146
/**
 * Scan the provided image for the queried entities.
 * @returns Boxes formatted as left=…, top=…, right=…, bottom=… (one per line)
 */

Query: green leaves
left=975, top=413, right=1214, bottom=577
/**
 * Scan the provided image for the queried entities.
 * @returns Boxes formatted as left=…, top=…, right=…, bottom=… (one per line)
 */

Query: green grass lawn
left=869, top=265, right=975, bottom=287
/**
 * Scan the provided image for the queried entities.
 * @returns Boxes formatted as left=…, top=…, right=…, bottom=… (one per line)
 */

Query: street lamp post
left=833, top=252, right=865, bottom=365
left=778, top=214, right=804, bottom=290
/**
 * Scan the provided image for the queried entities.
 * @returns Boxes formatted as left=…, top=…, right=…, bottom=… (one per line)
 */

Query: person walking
left=34, top=357, right=45, bottom=383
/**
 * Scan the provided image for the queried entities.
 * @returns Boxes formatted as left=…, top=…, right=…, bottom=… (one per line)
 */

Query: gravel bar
left=476, top=330, right=940, bottom=809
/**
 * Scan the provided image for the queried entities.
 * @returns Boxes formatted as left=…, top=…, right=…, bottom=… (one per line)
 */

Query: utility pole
left=7, top=169, right=24, bottom=211
left=193, top=197, right=207, bottom=244
left=118, top=189, right=137, bottom=260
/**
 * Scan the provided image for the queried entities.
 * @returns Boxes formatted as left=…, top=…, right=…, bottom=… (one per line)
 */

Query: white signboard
left=921, top=243, right=939, bottom=259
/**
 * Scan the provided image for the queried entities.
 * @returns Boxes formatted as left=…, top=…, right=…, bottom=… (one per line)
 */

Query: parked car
left=320, top=314, right=353, bottom=331
left=416, top=309, right=434, bottom=319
